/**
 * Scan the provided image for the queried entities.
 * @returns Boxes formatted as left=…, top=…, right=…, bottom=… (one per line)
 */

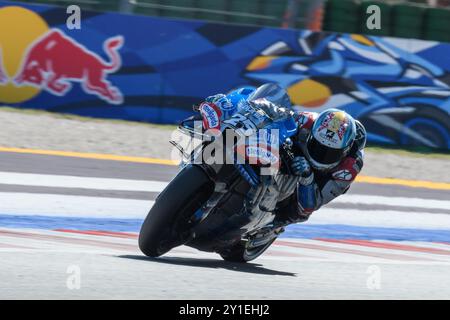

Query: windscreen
left=248, top=83, right=292, bottom=110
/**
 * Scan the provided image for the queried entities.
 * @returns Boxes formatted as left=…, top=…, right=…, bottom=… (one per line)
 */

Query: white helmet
left=306, top=109, right=357, bottom=171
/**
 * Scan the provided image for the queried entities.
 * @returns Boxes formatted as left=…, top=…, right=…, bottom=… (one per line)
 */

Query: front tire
left=138, top=165, right=214, bottom=257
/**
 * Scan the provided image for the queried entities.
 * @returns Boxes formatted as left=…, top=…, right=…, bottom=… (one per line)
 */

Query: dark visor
left=307, top=137, right=344, bottom=165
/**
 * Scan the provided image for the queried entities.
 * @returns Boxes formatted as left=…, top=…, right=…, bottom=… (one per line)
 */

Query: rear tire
left=138, top=165, right=214, bottom=257
left=220, top=237, right=277, bottom=263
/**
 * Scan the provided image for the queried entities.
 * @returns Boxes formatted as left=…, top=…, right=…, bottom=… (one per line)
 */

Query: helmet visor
left=307, top=136, right=344, bottom=165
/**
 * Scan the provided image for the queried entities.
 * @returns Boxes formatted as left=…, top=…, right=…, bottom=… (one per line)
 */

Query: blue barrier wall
left=0, top=1, right=449, bottom=149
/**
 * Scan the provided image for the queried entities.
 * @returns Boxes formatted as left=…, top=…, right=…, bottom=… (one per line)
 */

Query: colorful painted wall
left=0, top=1, right=449, bottom=149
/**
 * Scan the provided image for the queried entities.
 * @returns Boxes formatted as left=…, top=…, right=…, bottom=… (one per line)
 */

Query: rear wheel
left=138, top=165, right=214, bottom=257
left=219, top=237, right=277, bottom=263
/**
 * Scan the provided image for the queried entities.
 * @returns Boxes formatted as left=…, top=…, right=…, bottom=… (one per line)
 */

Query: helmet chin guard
left=302, top=139, right=341, bottom=171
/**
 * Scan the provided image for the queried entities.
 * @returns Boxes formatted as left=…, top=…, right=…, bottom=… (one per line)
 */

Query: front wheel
left=219, top=237, right=277, bottom=263
left=138, top=165, right=214, bottom=257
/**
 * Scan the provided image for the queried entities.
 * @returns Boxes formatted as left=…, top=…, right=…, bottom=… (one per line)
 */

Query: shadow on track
left=118, top=255, right=296, bottom=277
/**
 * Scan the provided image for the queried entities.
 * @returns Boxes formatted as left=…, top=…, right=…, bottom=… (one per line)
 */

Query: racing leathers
left=274, top=111, right=365, bottom=224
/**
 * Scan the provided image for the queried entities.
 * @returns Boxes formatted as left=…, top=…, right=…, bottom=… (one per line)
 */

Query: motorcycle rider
left=200, top=84, right=367, bottom=225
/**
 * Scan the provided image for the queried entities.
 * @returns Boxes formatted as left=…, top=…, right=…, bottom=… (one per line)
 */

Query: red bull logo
left=14, top=29, right=124, bottom=104
left=0, top=6, right=124, bottom=105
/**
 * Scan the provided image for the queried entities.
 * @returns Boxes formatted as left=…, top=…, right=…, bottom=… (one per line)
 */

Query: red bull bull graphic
left=0, top=4, right=124, bottom=106
left=14, top=29, right=124, bottom=105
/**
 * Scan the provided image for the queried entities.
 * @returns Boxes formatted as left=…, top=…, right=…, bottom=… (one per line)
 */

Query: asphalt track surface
left=0, top=151, right=449, bottom=299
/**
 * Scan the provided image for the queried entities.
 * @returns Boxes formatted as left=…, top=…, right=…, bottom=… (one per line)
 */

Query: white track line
left=309, top=208, right=450, bottom=230
left=2, top=172, right=450, bottom=211
left=0, top=192, right=152, bottom=218
left=334, top=194, right=450, bottom=211
left=1, top=192, right=450, bottom=230
left=0, top=172, right=168, bottom=192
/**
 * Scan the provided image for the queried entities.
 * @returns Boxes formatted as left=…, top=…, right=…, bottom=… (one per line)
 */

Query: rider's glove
left=291, top=156, right=314, bottom=185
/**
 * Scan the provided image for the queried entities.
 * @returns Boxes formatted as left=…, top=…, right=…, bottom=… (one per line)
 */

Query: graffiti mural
left=0, top=2, right=449, bottom=149
left=244, top=32, right=450, bottom=149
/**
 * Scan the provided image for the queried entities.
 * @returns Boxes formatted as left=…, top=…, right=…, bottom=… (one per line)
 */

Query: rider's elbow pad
left=320, top=179, right=350, bottom=205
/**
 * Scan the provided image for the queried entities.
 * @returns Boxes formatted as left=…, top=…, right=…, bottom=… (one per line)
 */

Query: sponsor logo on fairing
left=218, top=97, right=234, bottom=110
left=233, top=128, right=280, bottom=167
left=245, top=145, right=279, bottom=165
left=199, top=102, right=222, bottom=130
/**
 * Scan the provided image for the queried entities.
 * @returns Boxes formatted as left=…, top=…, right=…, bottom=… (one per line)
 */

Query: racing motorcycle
left=138, top=84, right=300, bottom=262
